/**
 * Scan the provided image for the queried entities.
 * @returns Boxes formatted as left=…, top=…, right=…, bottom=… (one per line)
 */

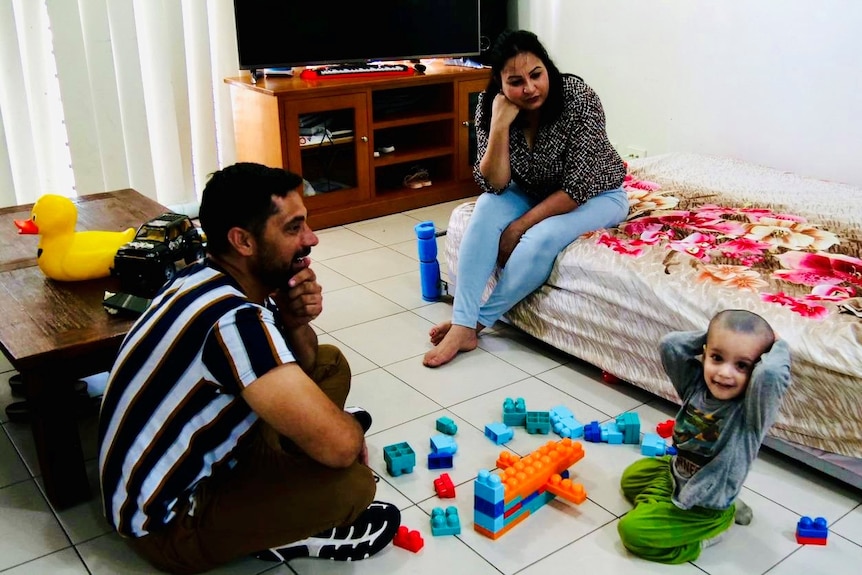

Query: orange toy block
left=545, top=474, right=587, bottom=504
left=498, top=439, right=585, bottom=503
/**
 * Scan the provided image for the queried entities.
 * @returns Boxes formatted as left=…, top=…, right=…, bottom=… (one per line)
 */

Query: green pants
left=617, top=456, right=735, bottom=564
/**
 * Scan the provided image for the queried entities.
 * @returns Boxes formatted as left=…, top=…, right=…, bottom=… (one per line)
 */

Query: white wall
left=515, top=0, right=862, bottom=186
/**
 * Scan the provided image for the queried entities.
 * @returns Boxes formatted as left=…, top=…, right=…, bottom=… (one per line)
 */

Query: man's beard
left=252, top=240, right=311, bottom=291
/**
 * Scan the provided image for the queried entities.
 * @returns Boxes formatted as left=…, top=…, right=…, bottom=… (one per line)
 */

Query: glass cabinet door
left=457, top=78, right=487, bottom=183
left=284, top=93, right=370, bottom=210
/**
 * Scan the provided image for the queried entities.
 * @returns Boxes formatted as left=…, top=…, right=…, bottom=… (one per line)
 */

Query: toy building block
left=795, top=516, right=828, bottom=545
left=430, top=434, right=458, bottom=455
left=525, top=411, right=551, bottom=435
left=383, top=442, right=416, bottom=476
left=430, top=506, right=461, bottom=536
left=615, top=412, right=641, bottom=444
left=428, top=451, right=454, bottom=469
left=485, top=422, right=514, bottom=445
left=502, top=397, right=527, bottom=426
left=641, top=433, right=669, bottom=456
left=474, top=438, right=587, bottom=539
left=545, top=474, right=587, bottom=504
left=436, top=416, right=458, bottom=435
left=656, top=419, right=675, bottom=438
left=583, top=421, right=602, bottom=442
left=550, top=405, right=583, bottom=438
left=602, top=371, right=621, bottom=384
left=434, top=473, right=456, bottom=498
left=393, top=525, right=424, bottom=552
left=600, top=421, right=623, bottom=444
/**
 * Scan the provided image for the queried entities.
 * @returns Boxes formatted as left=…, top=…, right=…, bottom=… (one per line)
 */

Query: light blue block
left=430, top=434, right=458, bottom=454
left=474, top=469, right=505, bottom=503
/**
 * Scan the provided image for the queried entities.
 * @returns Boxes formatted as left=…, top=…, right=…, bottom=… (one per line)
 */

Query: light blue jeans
left=452, top=183, right=629, bottom=329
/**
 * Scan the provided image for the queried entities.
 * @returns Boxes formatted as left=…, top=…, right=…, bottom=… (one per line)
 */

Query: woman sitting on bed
left=423, top=29, right=629, bottom=367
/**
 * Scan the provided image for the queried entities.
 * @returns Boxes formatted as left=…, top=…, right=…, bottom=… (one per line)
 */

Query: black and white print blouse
left=473, top=74, right=626, bottom=205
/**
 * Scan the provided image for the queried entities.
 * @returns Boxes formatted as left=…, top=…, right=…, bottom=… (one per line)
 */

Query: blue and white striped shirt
left=98, top=262, right=296, bottom=537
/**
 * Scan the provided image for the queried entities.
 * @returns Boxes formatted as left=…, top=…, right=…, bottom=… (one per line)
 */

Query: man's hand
left=273, top=265, right=323, bottom=330
left=498, top=220, right=529, bottom=267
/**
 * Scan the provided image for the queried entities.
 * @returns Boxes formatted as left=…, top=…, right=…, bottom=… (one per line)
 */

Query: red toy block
left=796, top=535, right=827, bottom=545
left=434, top=473, right=456, bottom=498
left=601, top=371, right=620, bottom=384
left=393, top=525, right=424, bottom=552
left=656, top=419, right=674, bottom=438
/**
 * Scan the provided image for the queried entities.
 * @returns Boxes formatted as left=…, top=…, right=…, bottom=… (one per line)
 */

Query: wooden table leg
left=23, top=368, right=91, bottom=509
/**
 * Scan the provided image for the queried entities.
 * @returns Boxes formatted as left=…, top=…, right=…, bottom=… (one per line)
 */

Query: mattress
left=445, top=152, right=862, bottom=459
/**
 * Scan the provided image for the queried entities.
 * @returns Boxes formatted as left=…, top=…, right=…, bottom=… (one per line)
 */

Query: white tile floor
left=2, top=198, right=862, bottom=574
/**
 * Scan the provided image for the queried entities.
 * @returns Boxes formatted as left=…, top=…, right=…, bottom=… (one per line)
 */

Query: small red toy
left=601, top=371, right=620, bottom=384
left=393, top=525, right=424, bottom=552
left=434, top=472, right=456, bottom=498
left=656, top=419, right=675, bottom=438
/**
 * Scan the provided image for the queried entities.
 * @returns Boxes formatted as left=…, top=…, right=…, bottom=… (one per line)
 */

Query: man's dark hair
left=479, top=29, right=566, bottom=131
left=199, top=163, right=303, bottom=255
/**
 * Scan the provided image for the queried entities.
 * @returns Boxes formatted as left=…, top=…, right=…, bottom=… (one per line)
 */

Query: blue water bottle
left=415, top=221, right=441, bottom=301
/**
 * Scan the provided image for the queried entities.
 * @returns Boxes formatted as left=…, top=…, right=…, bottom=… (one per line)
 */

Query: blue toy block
left=502, top=397, right=527, bottom=426
left=485, top=422, right=514, bottom=445
left=474, top=469, right=505, bottom=504
left=525, top=411, right=551, bottom=435
left=430, top=434, right=458, bottom=455
left=550, top=405, right=583, bottom=438
left=796, top=516, right=828, bottom=540
left=474, top=496, right=503, bottom=517
left=615, top=412, right=641, bottom=444
left=583, top=421, right=602, bottom=442
left=600, top=421, right=623, bottom=444
left=430, top=506, right=461, bottom=536
left=435, top=416, right=458, bottom=435
left=428, top=451, right=454, bottom=469
left=641, top=433, right=668, bottom=456
left=383, top=442, right=416, bottom=476
left=474, top=508, right=506, bottom=532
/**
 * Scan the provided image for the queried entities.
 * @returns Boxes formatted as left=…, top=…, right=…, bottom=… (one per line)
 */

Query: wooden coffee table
left=0, top=189, right=167, bottom=509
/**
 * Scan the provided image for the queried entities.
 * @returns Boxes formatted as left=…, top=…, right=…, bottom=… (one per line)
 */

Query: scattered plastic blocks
left=436, top=416, right=458, bottom=435
left=641, top=433, right=671, bottom=456
left=434, top=473, right=456, bottom=498
left=428, top=451, right=454, bottom=469
left=525, top=411, right=551, bottom=435
left=383, top=442, right=416, bottom=476
left=600, top=421, right=623, bottom=444
left=393, top=525, right=424, bottom=552
left=583, top=421, right=602, bottom=442
left=485, top=422, right=514, bottom=445
left=615, top=412, right=641, bottom=444
left=656, top=419, right=674, bottom=438
left=796, top=516, right=828, bottom=545
left=473, top=438, right=587, bottom=539
left=430, top=434, right=458, bottom=455
left=431, top=506, right=461, bottom=536
left=503, top=397, right=527, bottom=426
left=550, top=405, right=583, bottom=438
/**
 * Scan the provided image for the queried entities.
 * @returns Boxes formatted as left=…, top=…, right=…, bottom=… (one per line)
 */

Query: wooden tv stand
left=225, top=62, right=490, bottom=229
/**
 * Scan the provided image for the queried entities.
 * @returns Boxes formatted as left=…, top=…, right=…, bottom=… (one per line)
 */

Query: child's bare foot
left=429, top=321, right=452, bottom=345
left=423, top=325, right=478, bottom=367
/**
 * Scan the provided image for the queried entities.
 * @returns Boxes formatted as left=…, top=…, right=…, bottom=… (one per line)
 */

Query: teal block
left=502, top=397, right=527, bottom=426
left=431, top=506, right=461, bottom=536
left=435, top=416, right=458, bottom=435
left=525, top=411, right=551, bottom=434
left=383, top=441, right=416, bottom=476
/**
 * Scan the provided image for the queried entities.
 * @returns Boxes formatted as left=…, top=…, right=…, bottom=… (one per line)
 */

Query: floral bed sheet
left=445, top=153, right=862, bottom=458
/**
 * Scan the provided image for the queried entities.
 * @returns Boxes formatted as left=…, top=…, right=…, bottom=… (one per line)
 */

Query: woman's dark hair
left=479, top=29, right=566, bottom=131
left=199, top=163, right=303, bottom=255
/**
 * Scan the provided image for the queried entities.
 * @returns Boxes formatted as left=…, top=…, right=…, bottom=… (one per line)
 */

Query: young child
left=617, top=309, right=791, bottom=564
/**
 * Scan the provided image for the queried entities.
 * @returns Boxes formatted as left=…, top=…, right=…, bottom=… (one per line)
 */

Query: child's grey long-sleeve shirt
left=660, top=330, right=792, bottom=510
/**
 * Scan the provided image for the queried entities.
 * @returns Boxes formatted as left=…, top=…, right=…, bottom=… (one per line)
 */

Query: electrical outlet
left=625, top=147, right=647, bottom=159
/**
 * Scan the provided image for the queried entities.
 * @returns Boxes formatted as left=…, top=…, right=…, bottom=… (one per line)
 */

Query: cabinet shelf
left=227, top=63, right=489, bottom=229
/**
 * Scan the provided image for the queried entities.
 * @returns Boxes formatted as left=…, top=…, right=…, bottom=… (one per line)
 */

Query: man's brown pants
left=128, top=345, right=376, bottom=574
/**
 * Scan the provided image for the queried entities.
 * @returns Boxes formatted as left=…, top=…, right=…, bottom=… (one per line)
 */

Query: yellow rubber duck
left=14, top=194, right=137, bottom=282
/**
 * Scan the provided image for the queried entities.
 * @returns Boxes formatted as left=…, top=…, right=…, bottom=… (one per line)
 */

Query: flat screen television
left=233, top=1, right=482, bottom=74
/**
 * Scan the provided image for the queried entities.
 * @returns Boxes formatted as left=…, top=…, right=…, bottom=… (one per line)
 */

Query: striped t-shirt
left=98, top=262, right=296, bottom=537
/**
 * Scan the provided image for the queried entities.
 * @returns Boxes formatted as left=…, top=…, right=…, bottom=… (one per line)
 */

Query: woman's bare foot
left=423, top=325, right=479, bottom=367
left=429, top=321, right=452, bottom=345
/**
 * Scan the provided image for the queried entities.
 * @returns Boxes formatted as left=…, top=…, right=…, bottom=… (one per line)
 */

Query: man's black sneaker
left=257, top=501, right=401, bottom=562
left=345, top=406, right=373, bottom=433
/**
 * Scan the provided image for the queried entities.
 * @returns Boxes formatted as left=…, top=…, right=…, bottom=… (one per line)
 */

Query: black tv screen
left=233, top=1, right=481, bottom=71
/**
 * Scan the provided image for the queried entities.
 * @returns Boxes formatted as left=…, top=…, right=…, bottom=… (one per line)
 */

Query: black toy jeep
left=112, top=213, right=205, bottom=297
